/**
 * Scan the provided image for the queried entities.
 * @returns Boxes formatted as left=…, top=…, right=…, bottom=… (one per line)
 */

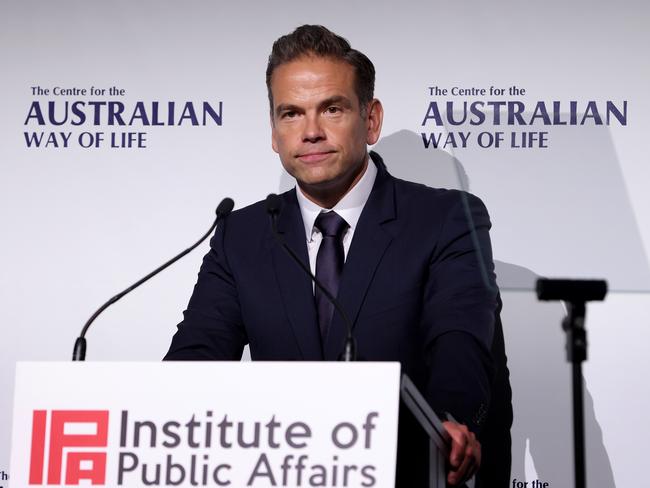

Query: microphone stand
left=72, top=198, right=234, bottom=361
left=564, top=301, right=587, bottom=488
left=536, top=278, right=607, bottom=488
left=266, top=194, right=356, bottom=361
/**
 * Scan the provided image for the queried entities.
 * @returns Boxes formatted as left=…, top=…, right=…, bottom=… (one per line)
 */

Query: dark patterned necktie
left=314, top=211, right=349, bottom=341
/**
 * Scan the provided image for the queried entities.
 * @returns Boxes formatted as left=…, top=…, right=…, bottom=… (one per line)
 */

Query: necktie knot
left=315, top=211, right=348, bottom=238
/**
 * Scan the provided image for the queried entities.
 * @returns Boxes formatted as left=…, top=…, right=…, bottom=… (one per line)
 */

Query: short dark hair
left=266, top=25, right=375, bottom=115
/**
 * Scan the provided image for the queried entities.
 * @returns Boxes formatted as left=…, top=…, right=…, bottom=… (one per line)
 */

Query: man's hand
left=442, top=420, right=481, bottom=486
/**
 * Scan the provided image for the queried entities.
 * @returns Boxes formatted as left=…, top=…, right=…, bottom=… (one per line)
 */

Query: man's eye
left=325, top=106, right=341, bottom=114
left=282, top=111, right=297, bottom=119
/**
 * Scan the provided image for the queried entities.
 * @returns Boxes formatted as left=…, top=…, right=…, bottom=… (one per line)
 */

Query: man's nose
left=302, top=113, right=325, bottom=142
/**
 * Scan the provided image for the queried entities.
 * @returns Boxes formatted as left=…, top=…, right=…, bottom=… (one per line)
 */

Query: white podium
left=10, top=362, right=451, bottom=488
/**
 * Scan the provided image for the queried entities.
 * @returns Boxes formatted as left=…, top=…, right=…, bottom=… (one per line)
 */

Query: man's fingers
left=448, top=443, right=472, bottom=484
left=449, top=429, right=468, bottom=467
left=448, top=441, right=478, bottom=485
left=444, top=420, right=468, bottom=466
left=443, top=420, right=481, bottom=486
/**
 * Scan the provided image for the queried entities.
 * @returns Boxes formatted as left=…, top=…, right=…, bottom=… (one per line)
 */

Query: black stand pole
left=564, top=302, right=587, bottom=488
left=536, top=278, right=607, bottom=488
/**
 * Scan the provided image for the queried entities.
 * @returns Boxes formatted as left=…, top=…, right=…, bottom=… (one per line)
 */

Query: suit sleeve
left=422, top=192, right=498, bottom=433
left=164, top=218, right=248, bottom=360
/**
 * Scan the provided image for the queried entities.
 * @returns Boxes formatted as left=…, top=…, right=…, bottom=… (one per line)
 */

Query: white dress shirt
left=295, top=156, right=378, bottom=279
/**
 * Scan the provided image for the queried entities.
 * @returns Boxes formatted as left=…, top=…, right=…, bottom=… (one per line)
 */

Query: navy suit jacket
left=165, top=152, right=511, bottom=486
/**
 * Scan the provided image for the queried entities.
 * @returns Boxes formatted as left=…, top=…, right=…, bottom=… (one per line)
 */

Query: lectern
left=11, top=362, right=452, bottom=488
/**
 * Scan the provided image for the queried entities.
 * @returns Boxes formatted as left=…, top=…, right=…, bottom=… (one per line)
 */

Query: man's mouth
left=297, top=151, right=335, bottom=163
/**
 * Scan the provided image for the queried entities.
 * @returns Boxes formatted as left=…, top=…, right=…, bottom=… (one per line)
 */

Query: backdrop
left=1, top=1, right=649, bottom=486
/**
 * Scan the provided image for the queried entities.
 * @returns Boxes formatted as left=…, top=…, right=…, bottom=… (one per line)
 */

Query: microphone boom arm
left=72, top=197, right=234, bottom=361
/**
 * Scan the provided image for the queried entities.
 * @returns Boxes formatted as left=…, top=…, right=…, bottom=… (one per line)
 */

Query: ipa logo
left=29, top=410, right=109, bottom=485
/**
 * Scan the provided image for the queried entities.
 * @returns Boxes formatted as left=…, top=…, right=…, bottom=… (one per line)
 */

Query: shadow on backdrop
left=370, top=129, right=616, bottom=488
left=440, top=119, right=650, bottom=293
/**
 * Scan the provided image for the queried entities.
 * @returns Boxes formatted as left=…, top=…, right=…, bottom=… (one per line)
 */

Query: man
left=166, top=25, right=511, bottom=487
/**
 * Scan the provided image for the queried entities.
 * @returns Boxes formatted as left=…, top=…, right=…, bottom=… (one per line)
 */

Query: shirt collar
left=296, top=155, right=378, bottom=241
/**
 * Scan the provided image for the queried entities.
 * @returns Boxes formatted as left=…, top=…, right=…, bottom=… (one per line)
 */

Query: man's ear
left=365, top=98, right=384, bottom=145
left=271, top=115, right=279, bottom=153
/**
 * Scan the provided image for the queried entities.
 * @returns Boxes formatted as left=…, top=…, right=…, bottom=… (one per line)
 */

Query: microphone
left=265, top=194, right=356, bottom=361
left=536, top=278, right=607, bottom=303
left=72, top=197, right=235, bottom=361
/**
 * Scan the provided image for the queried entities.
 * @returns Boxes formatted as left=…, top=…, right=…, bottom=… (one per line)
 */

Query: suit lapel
left=271, top=190, right=323, bottom=360
left=323, top=158, right=397, bottom=359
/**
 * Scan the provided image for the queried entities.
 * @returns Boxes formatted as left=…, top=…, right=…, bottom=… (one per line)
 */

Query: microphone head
left=536, top=278, right=608, bottom=302
left=266, top=193, right=282, bottom=216
left=216, top=198, right=235, bottom=218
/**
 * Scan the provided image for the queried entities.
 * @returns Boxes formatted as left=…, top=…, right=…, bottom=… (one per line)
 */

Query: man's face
left=270, top=56, right=382, bottom=205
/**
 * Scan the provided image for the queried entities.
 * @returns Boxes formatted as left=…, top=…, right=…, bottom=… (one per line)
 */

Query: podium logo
left=29, top=410, right=109, bottom=486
